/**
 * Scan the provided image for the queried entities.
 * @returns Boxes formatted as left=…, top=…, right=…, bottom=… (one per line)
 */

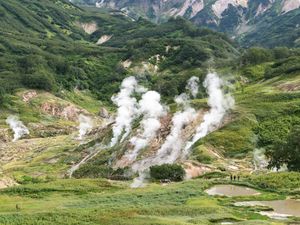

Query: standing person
left=230, top=174, right=233, bottom=181
left=233, top=175, right=236, bottom=181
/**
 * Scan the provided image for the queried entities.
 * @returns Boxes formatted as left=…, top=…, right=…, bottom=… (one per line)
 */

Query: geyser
left=6, top=115, right=29, bottom=142
left=110, top=76, right=144, bottom=147
left=125, top=91, right=167, bottom=162
left=78, top=114, right=93, bottom=140
left=131, top=76, right=200, bottom=187
left=183, top=72, right=234, bottom=156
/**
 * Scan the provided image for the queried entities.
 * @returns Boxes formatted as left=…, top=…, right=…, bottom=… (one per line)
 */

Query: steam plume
left=6, top=115, right=29, bottom=142
left=131, top=77, right=199, bottom=186
left=186, top=76, right=200, bottom=98
left=253, top=148, right=268, bottom=171
left=78, top=114, right=93, bottom=140
left=183, top=72, right=234, bottom=156
left=126, top=91, right=167, bottom=162
left=110, top=76, right=146, bottom=147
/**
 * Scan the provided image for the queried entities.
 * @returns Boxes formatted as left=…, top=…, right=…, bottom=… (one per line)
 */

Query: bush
left=149, top=164, right=185, bottom=182
left=0, top=87, right=5, bottom=105
left=248, top=172, right=300, bottom=190
left=241, top=47, right=273, bottom=66
left=22, top=71, right=56, bottom=91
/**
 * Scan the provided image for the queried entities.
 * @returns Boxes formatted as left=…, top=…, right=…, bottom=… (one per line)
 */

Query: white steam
left=126, top=91, right=167, bottom=162
left=110, top=76, right=140, bottom=147
left=253, top=148, right=269, bottom=171
left=6, top=115, right=29, bottom=142
left=131, top=76, right=199, bottom=187
left=186, top=76, right=200, bottom=98
left=183, top=72, right=234, bottom=156
left=78, top=114, right=93, bottom=140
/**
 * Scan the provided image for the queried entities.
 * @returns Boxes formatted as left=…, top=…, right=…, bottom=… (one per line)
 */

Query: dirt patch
left=278, top=82, right=300, bottom=92
left=0, top=177, right=18, bottom=189
left=96, top=35, right=112, bottom=45
left=0, top=128, right=10, bottom=143
left=22, top=90, right=38, bottom=102
left=184, top=161, right=213, bottom=179
left=41, top=102, right=88, bottom=121
left=77, top=22, right=98, bottom=34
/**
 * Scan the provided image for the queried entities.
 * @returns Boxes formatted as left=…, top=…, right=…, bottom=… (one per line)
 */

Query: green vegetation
left=268, top=126, right=300, bottom=171
left=0, top=177, right=294, bottom=225
left=150, top=164, right=185, bottom=182
left=1, top=1, right=300, bottom=224
left=248, top=172, right=300, bottom=192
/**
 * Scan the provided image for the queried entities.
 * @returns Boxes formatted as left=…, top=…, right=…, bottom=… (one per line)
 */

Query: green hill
left=0, top=1, right=300, bottom=225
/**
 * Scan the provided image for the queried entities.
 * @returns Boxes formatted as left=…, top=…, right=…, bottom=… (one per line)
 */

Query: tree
left=0, top=87, right=5, bottom=105
left=241, top=47, right=273, bottom=66
left=22, top=71, right=56, bottom=91
left=268, top=126, right=300, bottom=171
left=150, top=164, right=185, bottom=182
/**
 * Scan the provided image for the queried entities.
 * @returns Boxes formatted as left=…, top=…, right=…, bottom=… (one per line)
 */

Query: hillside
left=0, top=1, right=300, bottom=225
left=73, top=0, right=300, bottom=47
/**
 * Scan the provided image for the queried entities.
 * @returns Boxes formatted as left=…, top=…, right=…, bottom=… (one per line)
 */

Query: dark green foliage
left=149, top=164, right=185, bottom=182
left=256, top=116, right=300, bottom=148
left=268, top=126, right=300, bottom=171
left=241, top=47, right=273, bottom=66
left=265, top=56, right=300, bottom=79
left=73, top=165, right=132, bottom=180
left=248, top=172, right=300, bottom=190
left=22, top=71, right=56, bottom=91
left=0, top=0, right=238, bottom=105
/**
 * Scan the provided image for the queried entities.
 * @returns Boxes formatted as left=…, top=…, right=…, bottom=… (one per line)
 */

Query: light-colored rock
left=96, top=35, right=112, bottom=45
left=0, top=177, right=18, bottom=189
left=212, top=0, right=248, bottom=18
left=41, top=102, right=87, bottom=121
left=282, top=0, right=300, bottom=13
left=22, top=90, right=37, bottom=102
left=99, top=107, right=110, bottom=118
left=78, top=22, right=98, bottom=34
left=121, top=60, right=132, bottom=68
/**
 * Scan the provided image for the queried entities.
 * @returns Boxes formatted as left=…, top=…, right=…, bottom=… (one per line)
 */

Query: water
left=234, top=199, right=300, bottom=219
left=205, top=185, right=261, bottom=197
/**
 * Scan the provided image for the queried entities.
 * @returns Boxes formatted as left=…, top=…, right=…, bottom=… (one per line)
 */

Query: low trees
left=268, top=125, right=300, bottom=171
left=150, top=164, right=185, bottom=182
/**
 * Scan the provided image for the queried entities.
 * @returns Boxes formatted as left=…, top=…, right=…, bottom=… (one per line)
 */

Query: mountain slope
left=73, top=0, right=300, bottom=47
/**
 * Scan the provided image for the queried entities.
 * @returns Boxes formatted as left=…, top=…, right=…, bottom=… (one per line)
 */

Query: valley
left=0, top=0, right=300, bottom=224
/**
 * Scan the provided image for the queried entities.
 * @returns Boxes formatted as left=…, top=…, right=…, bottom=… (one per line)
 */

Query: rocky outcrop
left=0, top=128, right=10, bottom=143
left=77, top=22, right=98, bottom=34
left=282, top=0, right=300, bottom=13
left=22, top=90, right=37, bottom=102
left=99, top=107, right=110, bottom=119
left=96, top=35, right=112, bottom=45
left=0, top=177, right=18, bottom=189
left=41, top=102, right=88, bottom=121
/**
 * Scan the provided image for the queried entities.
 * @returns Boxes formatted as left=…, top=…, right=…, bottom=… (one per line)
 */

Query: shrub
left=149, top=164, right=185, bottom=182
left=22, top=71, right=56, bottom=91
left=241, top=47, right=273, bottom=66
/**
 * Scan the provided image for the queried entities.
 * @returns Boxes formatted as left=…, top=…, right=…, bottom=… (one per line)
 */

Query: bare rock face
left=99, top=107, right=110, bottom=119
left=0, top=128, right=10, bottom=143
left=41, top=102, right=87, bottom=121
left=22, top=90, right=37, bottom=103
left=0, top=177, right=18, bottom=189
left=184, top=161, right=213, bottom=178
left=77, top=22, right=98, bottom=34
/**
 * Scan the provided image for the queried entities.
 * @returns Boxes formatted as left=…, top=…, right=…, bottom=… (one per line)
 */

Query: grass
left=0, top=177, right=294, bottom=225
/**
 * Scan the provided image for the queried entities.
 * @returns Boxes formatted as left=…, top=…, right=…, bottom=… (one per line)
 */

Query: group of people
left=230, top=174, right=240, bottom=181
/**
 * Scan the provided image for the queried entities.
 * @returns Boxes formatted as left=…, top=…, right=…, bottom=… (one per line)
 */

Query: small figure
left=230, top=175, right=233, bottom=181
left=238, top=175, right=240, bottom=181
left=233, top=175, right=236, bottom=181
left=16, top=204, right=21, bottom=211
